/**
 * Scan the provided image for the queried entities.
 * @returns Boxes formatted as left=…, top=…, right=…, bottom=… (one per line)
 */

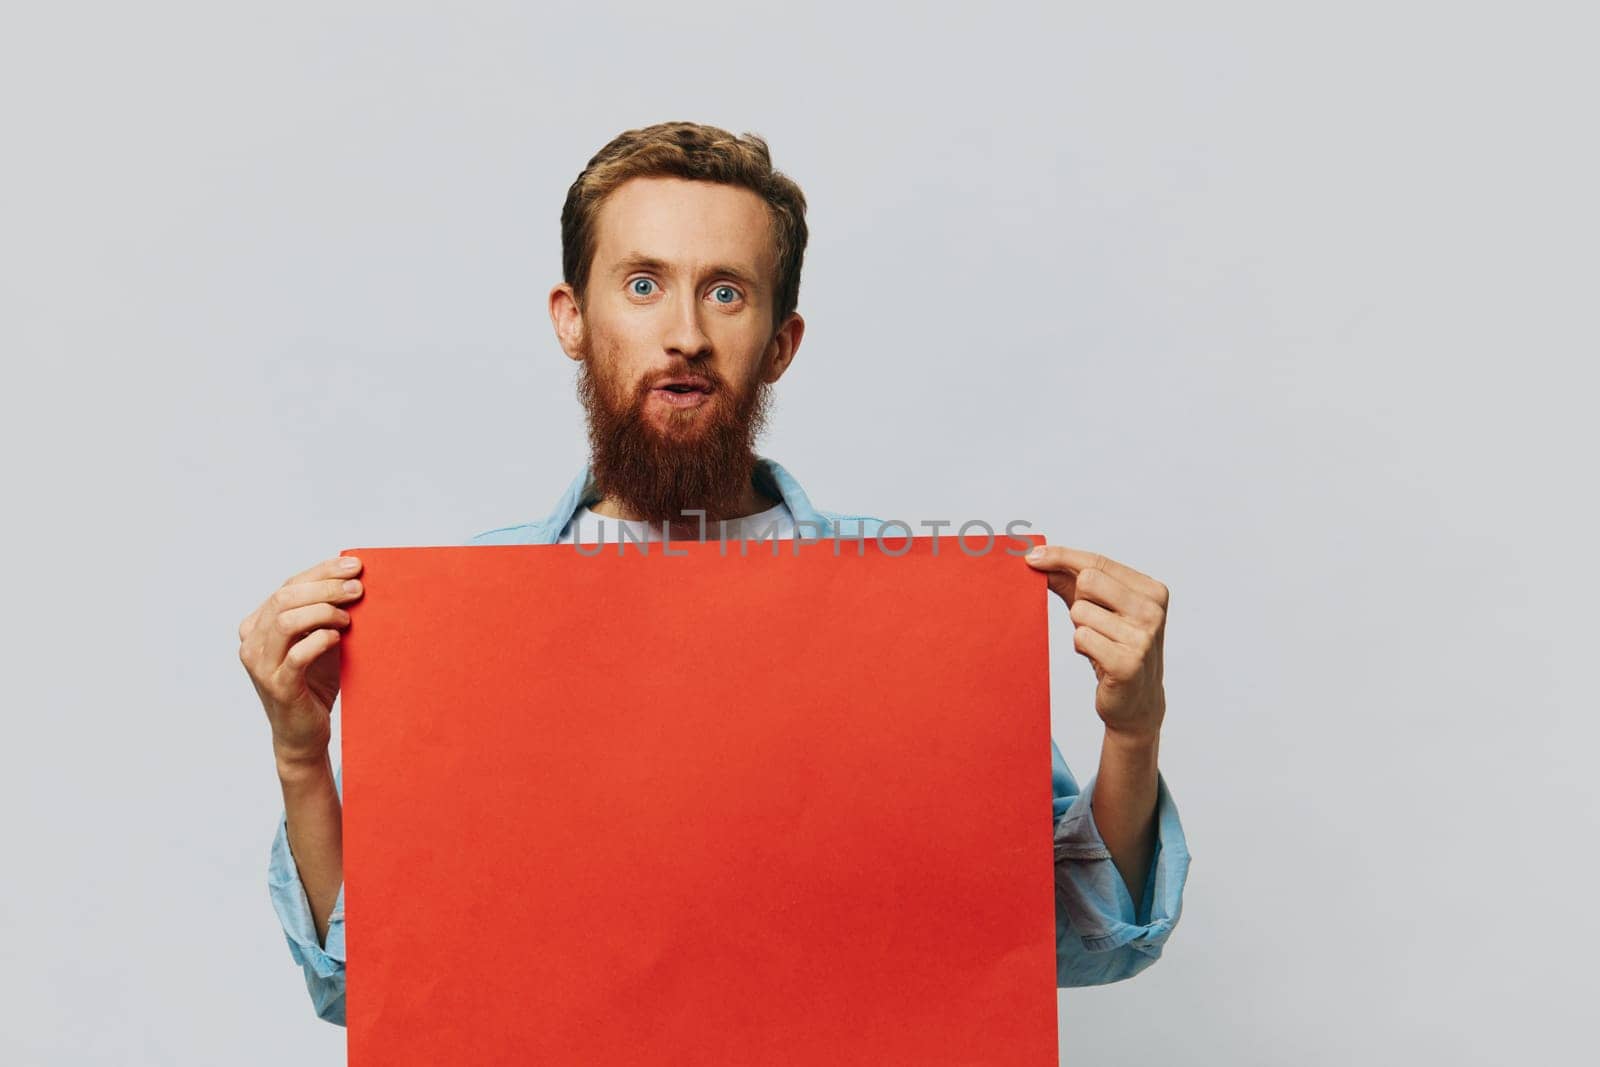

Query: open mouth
left=649, top=376, right=714, bottom=408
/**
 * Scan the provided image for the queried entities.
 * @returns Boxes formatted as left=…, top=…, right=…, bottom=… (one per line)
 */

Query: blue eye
left=711, top=286, right=738, bottom=304
left=630, top=278, right=656, bottom=296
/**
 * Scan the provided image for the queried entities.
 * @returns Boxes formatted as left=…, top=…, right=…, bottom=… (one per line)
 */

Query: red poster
left=339, top=535, right=1058, bottom=1064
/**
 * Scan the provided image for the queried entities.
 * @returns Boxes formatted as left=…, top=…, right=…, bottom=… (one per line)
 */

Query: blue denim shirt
left=267, top=456, right=1192, bottom=1026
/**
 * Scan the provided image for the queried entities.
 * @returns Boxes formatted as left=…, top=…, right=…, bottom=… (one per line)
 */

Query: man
left=240, top=121, right=1191, bottom=1029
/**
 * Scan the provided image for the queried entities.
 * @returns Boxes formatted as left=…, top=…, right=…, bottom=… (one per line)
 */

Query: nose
left=662, top=290, right=713, bottom=362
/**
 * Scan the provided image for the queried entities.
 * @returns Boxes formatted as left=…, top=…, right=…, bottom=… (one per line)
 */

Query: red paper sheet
left=339, top=534, right=1058, bottom=1064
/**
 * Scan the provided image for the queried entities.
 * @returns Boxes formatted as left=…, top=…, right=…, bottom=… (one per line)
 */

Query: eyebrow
left=611, top=252, right=764, bottom=292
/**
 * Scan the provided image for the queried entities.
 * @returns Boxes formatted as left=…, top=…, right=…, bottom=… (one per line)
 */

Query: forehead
left=591, top=176, right=776, bottom=279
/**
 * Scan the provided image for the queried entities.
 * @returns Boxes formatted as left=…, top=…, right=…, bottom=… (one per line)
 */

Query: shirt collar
left=536, top=454, right=830, bottom=539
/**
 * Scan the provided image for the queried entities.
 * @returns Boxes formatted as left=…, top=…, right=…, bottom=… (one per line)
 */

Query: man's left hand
left=1024, top=546, right=1169, bottom=740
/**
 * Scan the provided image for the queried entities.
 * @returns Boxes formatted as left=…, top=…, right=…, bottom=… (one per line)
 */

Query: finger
left=1068, top=565, right=1142, bottom=616
left=282, top=628, right=341, bottom=673
left=282, top=554, right=363, bottom=588
left=253, top=578, right=364, bottom=670
left=1067, top=598, right=1145, bottom=646
left=1072, top=624, right=1140, bottom=681
left=1077, top=568, right=1169, bottom=631
left=1027, top=546, right=1119, bottom=605
left=244, top=555, right=360, bottom=650
left=278, top=601, right=353, bottom=641
left=1026, top=546, right=1168, bottom=606
left=1041, top=563, right=1159, bottom=628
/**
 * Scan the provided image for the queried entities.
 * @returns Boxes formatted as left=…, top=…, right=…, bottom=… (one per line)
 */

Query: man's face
left=552, top=176, right=804, bottom=522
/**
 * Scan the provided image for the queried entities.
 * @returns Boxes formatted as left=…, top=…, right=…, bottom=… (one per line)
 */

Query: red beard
left=575, top=331, right=774, bottom=525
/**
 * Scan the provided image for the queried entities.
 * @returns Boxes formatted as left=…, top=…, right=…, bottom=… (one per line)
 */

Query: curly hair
left=560, top=121, right=809, bottom=331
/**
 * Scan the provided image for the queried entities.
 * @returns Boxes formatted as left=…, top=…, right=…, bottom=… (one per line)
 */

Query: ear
left=549, top=283, right=585, bottom=362
left=760, top=311, right=805, bottom=384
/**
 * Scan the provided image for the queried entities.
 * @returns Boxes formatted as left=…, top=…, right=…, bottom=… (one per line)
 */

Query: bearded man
left=239, top=121, right=1191, bottom=1029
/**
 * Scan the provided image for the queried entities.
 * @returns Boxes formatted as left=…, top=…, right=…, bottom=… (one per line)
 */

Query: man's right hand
left=238, top=554, right=365, bottom=768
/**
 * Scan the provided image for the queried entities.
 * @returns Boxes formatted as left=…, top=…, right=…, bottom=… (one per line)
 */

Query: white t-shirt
left=557, top=501, right=797, bottom=545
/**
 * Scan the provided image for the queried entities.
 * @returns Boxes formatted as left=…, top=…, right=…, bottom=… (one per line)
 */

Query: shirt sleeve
left=1051, top=738, right=1191, bottom=987
left=267, top=764, right=347, bottom=1026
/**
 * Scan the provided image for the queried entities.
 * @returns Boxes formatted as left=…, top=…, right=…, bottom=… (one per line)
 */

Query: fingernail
left=343, top=580, right=362, bottom=594
left=1026, top=546, right=1045, bottom=562
left=339, top=557, right=359, bottom=571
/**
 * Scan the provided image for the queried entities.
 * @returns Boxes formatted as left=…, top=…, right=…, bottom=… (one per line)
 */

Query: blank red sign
left=340, top=535, right=1058, bottom=1065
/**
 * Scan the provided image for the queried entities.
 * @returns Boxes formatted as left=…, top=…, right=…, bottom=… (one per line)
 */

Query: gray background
left=3, top=2, right=1594, bottom=1063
